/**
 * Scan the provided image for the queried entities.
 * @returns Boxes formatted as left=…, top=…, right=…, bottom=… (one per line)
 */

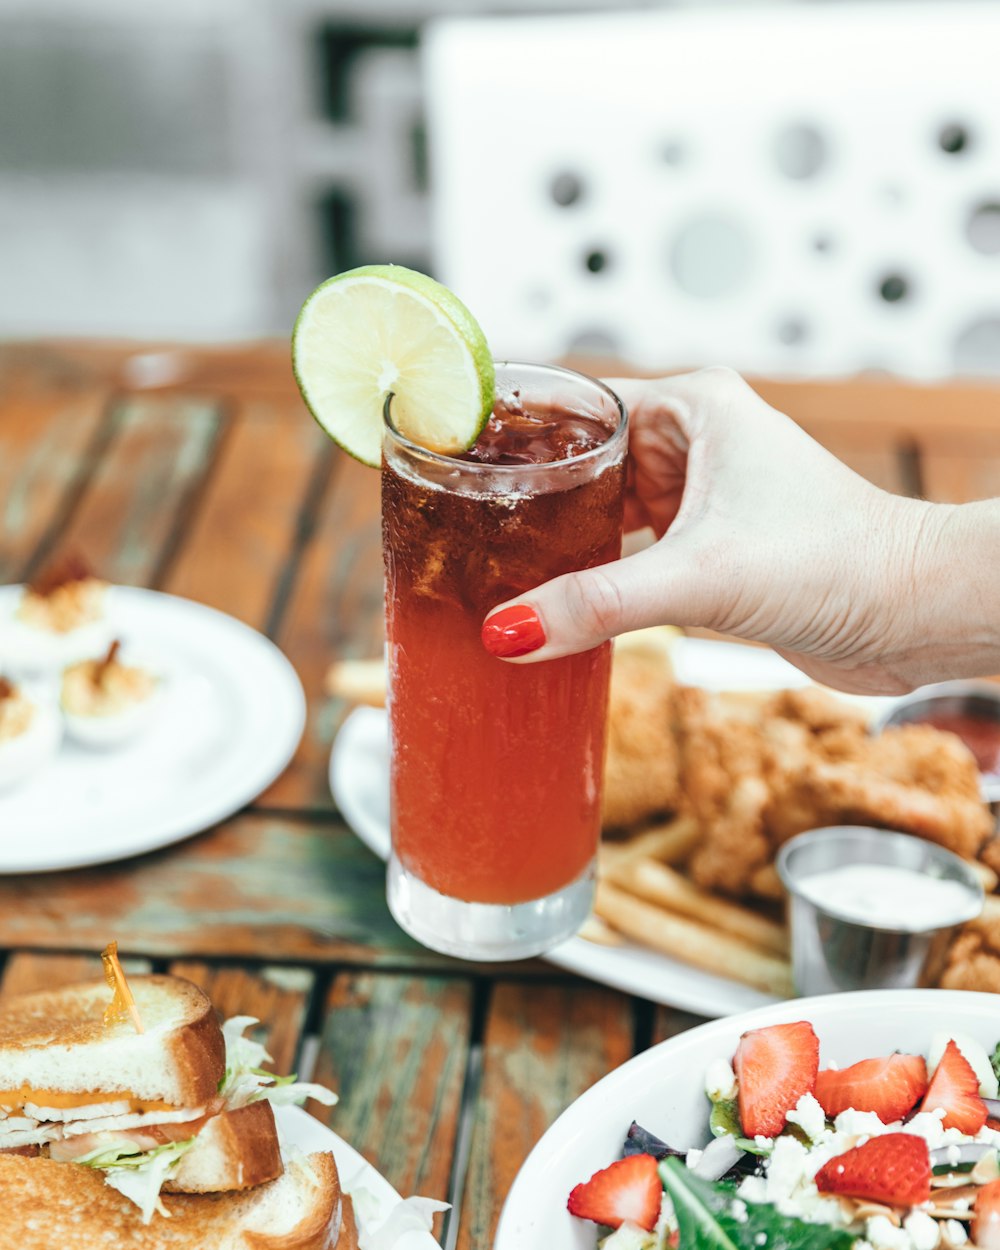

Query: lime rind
left=292, top=264, right=495, bottom=468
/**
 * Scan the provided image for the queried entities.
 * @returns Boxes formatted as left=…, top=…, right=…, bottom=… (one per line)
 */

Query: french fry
left=613, top=625, right=680, bottom=666
left=601, top=853, right=788, bottom=957
left=594, top=881, right=794, bottom=997
left=325, top=658, right=386, bottom=707
left=606, top=814, right=700, bottom=866
left=577, top=915, right=626, bottom=947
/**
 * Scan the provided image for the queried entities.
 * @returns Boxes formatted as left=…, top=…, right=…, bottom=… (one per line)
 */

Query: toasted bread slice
left=0, top=1151, right=352, bottom=1249
left=166, top=1101, right=283, bottom=1194
left=0, top=975, right=224, bottom=1110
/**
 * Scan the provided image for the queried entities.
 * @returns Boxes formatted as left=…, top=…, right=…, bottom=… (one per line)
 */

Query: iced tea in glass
left=382, top=362, right=627, bottom=959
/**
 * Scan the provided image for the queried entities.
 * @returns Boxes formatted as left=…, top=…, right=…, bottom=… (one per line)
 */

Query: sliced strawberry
left=814, top=1053, right=928, bottom=1123
left=920, top=1039, right=988, bottom=1134
left=733, top=1020, right=819, bottom=1138
left=567, top=1153, right=661, bottom=1231
left=814, top=1132, right=930, bottom=1207
left=973, top=1177, right=1000, bottom=1250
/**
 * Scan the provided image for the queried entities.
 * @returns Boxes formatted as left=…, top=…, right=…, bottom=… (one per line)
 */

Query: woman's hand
left=481, top=367, right=968, bottom=695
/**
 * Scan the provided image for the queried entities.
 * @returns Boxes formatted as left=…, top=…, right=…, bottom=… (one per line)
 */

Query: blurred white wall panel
left=0, top=177, right=269, bottom=339
left=424, top=3, right=1000, bottom=379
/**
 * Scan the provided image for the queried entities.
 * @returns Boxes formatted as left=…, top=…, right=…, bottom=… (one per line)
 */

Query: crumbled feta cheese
left=902, top=1210, right=940, bottom=1250
left=729, top=1198, right=748, bottom=1223
left=834, top=1108, right=890, bottom=1138
left=737, top=1175, right=768, bottom=1204
left=704, top=1058, right=737, bottom=1102
left=941, top=1219, right=968, bottom=1246
left=735, top=1135, right=844, bottom=1225
left=903, top=1110, right=951, bottom=1151
left=684, top=1148, right=703, bottom=1171
left=786, top=1093, right=827, bottom=1143
left=866, top=1215, right=912, bottom=1250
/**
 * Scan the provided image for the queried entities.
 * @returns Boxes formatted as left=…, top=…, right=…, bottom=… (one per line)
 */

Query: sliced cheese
left=0, top=1087, right=175, bottom=1114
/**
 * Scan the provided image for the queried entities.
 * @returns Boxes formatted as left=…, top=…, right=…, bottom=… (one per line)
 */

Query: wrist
left=883, top=497, right=1000, bottom=689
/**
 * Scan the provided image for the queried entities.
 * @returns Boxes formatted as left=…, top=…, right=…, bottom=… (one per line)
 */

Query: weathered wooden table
left=1, top=342, right=998, bottom=1248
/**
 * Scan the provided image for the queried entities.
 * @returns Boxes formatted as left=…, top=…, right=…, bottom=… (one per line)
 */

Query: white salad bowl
left=495, top=989, right=1000, bottom=1250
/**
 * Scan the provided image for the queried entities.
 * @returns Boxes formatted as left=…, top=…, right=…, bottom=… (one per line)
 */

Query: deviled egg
left=4, top=555, right=112, bottom=675
left=0, top=677, right=62, bottom=790
left=60, top=641, right=162, bottom=749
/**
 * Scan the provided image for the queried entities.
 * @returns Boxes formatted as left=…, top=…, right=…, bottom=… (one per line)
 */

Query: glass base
left=386, top=852, right=595, bottom=961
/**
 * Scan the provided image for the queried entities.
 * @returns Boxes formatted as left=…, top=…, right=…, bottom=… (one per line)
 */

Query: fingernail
left=481, top=604, right=546, bottom=658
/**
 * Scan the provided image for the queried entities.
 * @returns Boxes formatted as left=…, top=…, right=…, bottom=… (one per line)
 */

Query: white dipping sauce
left=794, top=863, right=977, bottom=930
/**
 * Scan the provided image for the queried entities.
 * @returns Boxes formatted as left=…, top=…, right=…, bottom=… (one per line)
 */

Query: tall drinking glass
left=382, top=362, right=627, bottom=960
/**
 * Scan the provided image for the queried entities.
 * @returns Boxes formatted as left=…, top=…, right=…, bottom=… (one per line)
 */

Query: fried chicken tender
left=601, top=647, right=681, bottom=829
left=676, top=684, right=994, bottom=899
left=940, top=930, right=1000, bottom=994
left=676, top=687, right=774, bottom=896
left=787, top=725, right=993, bottom=862
left=940, top=901, right=1000, bottom=993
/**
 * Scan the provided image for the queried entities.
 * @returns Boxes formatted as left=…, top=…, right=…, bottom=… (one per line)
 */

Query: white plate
left=494, top=988, right=1000, bottom=1249
left=329, top=638, right=890, bottom=1017
left=0, top=586, right=305, bottom=872
left=276, top=1105, right=440, bottom=1247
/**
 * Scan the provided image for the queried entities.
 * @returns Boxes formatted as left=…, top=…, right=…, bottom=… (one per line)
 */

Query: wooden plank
left=0, top=389, right=111, bottom=582
left=168, top=961, right=314, bottom=1076
left=0, top=950, right=151, bottom=998
left=311, top=971, right=472, bottom=1218
left=754, top=376, right=1000, bottom=435
left=791, top=416, right=908, bottom=494
left=0, top=341, right=300, bottom=401
left=0, top=814, right=478, bottom=968
left=455, top=981, right=634, bottom=1250
left=917, top=428, right=1000, bottom=504
left=32, top=395, right=224, bottom=588
left=651, top=1005, right=711, bottom=1047
left=264, top=454, right=383, bottom=810
left=162, top=398, right=327, bottom=629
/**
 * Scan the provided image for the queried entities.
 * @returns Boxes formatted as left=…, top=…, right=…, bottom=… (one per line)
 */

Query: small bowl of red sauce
left=875, top=679, right=1000, bottom=805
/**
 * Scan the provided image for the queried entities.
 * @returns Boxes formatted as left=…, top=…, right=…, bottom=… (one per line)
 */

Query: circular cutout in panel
left=773, top=123, right=827, bottom=180
left=938, top=122, right=972, bottom=155
left=565, top=327, right=621, bottom=356
left=878, top=272, right=911, bottom=303
left=777, top=316, right=809, bottom=346
left=966, top=202, right=1000, bottom=256
left=583, top=248, right=610, bottom=274
left=524, top=287, right=552, bottom=310
left=670, top=215, right=753, bottom=298
left=550, top=171, right=584, bottom=208
left=660, top=140, right=686, bottom=166
left=953, top=317, right=1000, bottom=375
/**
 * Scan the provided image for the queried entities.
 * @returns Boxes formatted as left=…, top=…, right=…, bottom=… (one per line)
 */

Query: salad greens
left=76, top=1138, right=197, bottom=1224
left=992, top=1039, right=1000, bottom=1085
left=218, top=1015, right=338, bottom=1109
left=707, top=1097, right=765, bottom=1156
left=623, top=1122, right=685, bottom=1162
left=658, top=1160, right=856, bottom=1250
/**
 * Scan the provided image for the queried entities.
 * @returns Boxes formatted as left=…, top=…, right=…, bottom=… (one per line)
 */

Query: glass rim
left=382, top=359, right=628, bottom=473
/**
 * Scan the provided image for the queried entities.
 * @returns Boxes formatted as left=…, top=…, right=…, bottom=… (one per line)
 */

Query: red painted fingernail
left=481, top=605, right=546, bottom=658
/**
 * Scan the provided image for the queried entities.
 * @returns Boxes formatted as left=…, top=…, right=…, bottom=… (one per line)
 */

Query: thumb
left=481, top=542, right=698, bottom=663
